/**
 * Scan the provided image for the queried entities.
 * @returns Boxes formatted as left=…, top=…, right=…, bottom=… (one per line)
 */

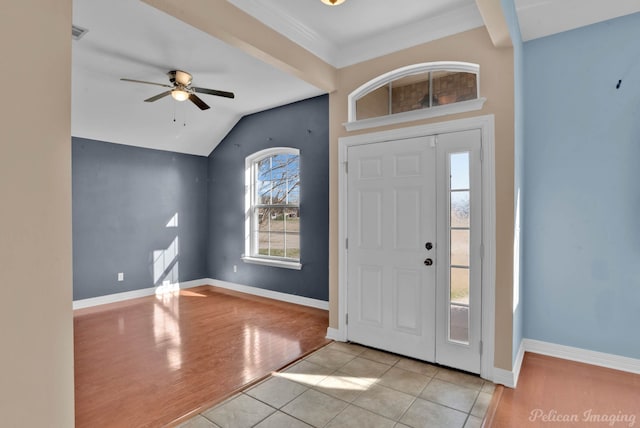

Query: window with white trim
left=243, top=148, right=301, bottom=270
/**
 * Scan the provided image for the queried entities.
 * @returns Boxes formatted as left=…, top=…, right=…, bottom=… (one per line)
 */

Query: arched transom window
left=346, top=62, right=486, bottom=131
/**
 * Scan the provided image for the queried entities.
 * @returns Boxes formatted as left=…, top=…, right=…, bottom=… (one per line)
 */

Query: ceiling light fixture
left=321, top=0, right=346, bottom=5
left=171, top=89, right=190, bottom=102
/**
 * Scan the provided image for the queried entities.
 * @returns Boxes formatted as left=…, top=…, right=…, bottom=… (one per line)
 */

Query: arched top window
left=243, top=147, right=301, bottom=270
left=346, top=62, right=486, bottom=131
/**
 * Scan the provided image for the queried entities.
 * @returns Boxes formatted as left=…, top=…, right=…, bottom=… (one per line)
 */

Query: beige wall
left=0, top=1, right=75, bottom=426
left=329, top=27, right=515, bottom=371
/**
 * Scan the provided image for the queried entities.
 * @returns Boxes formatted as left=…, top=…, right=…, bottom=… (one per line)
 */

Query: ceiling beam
left=142, top=0, right=337, bottom=93
left=475, top=0, right=512, bottom=48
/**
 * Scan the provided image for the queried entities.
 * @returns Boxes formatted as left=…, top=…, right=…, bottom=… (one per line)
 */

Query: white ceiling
left=71, top=0, right=323, bottom=156
left=72, top=0, right=640, bottom=156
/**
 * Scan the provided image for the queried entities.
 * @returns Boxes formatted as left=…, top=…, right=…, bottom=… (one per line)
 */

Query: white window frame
left=345, top=61, right=486, bottom=132
left=242, top=147, right=302, bottom=270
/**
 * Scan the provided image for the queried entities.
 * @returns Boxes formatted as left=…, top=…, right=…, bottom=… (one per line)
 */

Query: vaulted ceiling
left=71, top=0, right=640, bottom=156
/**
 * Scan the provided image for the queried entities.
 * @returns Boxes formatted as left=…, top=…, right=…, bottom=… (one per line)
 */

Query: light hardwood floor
left=486, top=352, right=640, bottom=427
left=74, top=286, right=330, bottom=428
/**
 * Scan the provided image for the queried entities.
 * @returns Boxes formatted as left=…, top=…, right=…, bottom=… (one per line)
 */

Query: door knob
left=425, top=242, right=433, bottom=250
left=424, top=258, right=433, bottom=266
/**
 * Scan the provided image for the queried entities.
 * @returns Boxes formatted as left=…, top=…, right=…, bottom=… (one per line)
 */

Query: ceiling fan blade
left=189, top=94, right=210, bottom=110
left=121, top=78, right=173, bottom=88
left=144, top=91, right=172, bottom=102
left=192, top=87, right=235, bottom=99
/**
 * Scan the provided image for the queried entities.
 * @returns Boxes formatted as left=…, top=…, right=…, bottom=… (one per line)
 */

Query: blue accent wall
left=72, top=138, right=208, bottom=300
left=523, top=13, right=640, bottom=359
left=206, top=95, right=329, bottom=301
left=502, top=0, right=525, bottom=365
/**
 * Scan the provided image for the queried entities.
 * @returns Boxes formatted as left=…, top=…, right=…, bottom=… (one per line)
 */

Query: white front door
left=346, top=129, right=482, bottom=373
left=347, top=136, right=437, bottom=362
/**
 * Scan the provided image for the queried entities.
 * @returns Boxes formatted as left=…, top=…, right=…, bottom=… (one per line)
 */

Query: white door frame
left=334, top=114, right=496, bottom=382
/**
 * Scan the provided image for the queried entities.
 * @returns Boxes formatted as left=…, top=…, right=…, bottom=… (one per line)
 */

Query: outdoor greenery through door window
left=250, top=149, right=300, bottom=261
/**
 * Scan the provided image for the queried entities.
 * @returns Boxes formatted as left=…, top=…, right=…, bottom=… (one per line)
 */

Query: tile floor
left=178, top=342, right=495, bottom=428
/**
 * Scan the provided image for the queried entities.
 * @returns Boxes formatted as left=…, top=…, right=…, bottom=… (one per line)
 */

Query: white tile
left=360, top=348, right=401, bottom=366
left=434, top=368, right=484, bottom=390
left=481, top=381, right=496, bottom=394
left=470, top=391, right=492, bottom=418
left=352, top=384, right=415, bottom=420
left=202, top=394, right=275, bottom=428
left=464, top=415, right=483, bottom=428
left=246, top=376, right=308, bottom=409
left=278, top=360, right=334, bottom=386
left=394, top=358, right=439, bottom=377
left=177, top=415, right=220, bottom=428
left=400, top=398, right=467, bottom=428
left=340, top=357, right=390, bottom=378
left=314, top=373, right=369, bottom=402
left=306, top=348, right=357, bottom=370
left=253, top=411, right=312, bottom=428
left=325, top=405, right=396, bottom=428
left=420, top=379, right=479, bottom=413
left=282, top=389, right=348, bottom=427
left=326, top=342, right=367, bottom=356
left=378, top=366, right=431, bottom=396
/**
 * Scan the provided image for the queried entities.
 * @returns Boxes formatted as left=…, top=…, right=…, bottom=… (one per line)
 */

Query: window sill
left=241, top=256, right=302, bottom=270
left=344, top=97, right=487, bottom=132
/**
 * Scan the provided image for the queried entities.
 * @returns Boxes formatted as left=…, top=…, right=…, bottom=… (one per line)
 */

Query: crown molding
left=228, top=0, right=484, bottom=68
left=227, top=0, right=337, bottom=65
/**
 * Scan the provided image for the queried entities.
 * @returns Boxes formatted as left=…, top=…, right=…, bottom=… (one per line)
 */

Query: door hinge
left=479, top=340, right=483, bottom=355
left=480, top=243, right=484, bottom=261
left=480, top=146, right=484, bottom=162
left=345, top=238, right=349, bottom=249
left=344, top=161, right=348, bottom=174
left=345, top=313, right=349, bottom=325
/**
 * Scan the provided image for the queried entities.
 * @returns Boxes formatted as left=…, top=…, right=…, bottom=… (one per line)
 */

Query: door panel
left=347, top=136, right=436, bottom=362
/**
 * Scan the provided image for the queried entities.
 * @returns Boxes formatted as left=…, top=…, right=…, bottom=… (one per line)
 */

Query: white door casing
left=346, top=136, right=437, bottom=362
left=335, top=115, right=496, bottom=381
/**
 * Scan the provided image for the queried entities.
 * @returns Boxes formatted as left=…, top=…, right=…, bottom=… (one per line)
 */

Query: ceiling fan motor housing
left=168, top=70, right=193, bottom=87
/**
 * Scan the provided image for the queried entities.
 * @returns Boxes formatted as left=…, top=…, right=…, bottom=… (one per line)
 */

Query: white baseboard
left=524, top=338, right=640, bottom=374
left=73, top=278, right=208, bottom=310
left=493, top=339, right=640, bottom=388
left=494, top=339, right=525, bottom=388
left=207, top=278, right=329, bottom=311
left=326, top=327, right=347, bottom=341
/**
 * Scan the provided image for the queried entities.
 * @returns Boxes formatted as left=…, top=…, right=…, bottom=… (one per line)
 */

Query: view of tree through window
left=254, top=152, right=300, bottom=260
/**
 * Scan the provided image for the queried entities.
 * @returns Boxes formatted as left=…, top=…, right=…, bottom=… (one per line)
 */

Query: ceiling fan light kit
left=120, top=69, right=235, bottom=111
left=171, top=89, right=190, bottom=102
left=321, top=0, right=346, bottom=5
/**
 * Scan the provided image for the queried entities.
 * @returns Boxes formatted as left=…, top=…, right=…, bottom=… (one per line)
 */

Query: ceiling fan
left=120, top=70, right=234, bottom=110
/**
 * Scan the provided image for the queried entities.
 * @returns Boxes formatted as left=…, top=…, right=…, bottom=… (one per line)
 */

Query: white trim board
left=72, top=278, right=209, bottom=310
left=326, top=327, right=347, bottom=342
left=494, top=339, right=640, bottom=389
left=493, top=340, right=525, bottom=388
left=208, top=279, right=329, bottom=311
left=523, top=339, right=640, bottom=375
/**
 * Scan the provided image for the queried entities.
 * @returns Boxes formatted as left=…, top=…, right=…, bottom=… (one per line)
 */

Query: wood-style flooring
left=74, top=286, right=330, bottom=428
left=486, top=352, right=640, bottom=427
